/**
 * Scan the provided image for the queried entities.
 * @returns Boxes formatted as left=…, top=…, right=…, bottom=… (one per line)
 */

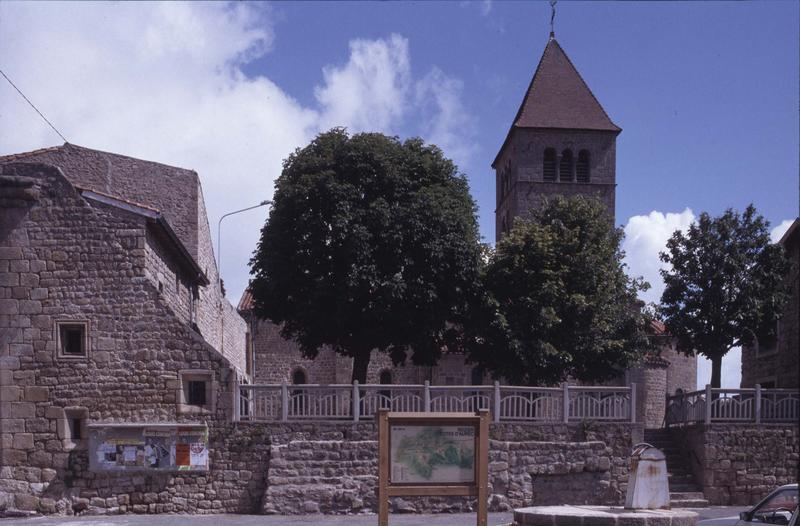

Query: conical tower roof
left=514, top=37, right=620, bottom=131
left=494, top=37, right=620, bottom=166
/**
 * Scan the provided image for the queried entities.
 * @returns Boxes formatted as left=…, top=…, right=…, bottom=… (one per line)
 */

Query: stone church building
left=237, top=34, right=697, bottom=427
left=3, top=31, right=794, bottom=518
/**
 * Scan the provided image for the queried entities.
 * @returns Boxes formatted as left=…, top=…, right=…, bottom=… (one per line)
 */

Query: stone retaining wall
left=262, top=421, right=641, bottom=514
left=670, top=423, right=799, bottom=505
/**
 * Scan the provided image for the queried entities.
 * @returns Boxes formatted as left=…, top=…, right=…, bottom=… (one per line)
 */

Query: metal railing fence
left=234, top=381, right=636, bottom=423
left=665, top=385, right=799, bottom=426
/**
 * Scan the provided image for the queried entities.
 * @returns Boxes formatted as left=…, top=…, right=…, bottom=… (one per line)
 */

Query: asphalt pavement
left=0, top=507, right=749, bottom=526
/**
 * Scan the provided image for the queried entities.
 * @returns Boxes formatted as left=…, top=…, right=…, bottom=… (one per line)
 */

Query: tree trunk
left=710, top=355, right=722, bottom=389
left=351, top=350, right=371, bottom=384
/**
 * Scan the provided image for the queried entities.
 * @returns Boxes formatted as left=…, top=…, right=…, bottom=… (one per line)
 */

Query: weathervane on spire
left=550, top=0, right=557, bottom=38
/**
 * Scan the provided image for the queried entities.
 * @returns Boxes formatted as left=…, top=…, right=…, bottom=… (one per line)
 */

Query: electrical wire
left=0, top=67, right=68, bottom=143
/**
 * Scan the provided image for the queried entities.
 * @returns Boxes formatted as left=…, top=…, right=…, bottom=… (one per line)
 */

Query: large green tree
left=249, top=129, right=483, bottom=383
left=659, top=205, right=789, bottom=388
left=468, top=196, right=651, bottom=386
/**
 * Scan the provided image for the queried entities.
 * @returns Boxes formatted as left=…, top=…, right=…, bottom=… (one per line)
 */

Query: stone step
left=665, top=463, right=689, bottom=470
left=670, top=498, right=710, bottom=508
left=666, top=468, right=692, bottom=476
left=670, top=492, right=706, bottom=501
left=666, top=472, right=694, bottom=480
left=670, top=484, right=702, bottom=492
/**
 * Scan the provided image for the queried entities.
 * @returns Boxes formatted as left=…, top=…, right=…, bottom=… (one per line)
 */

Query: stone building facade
left=625, top=322, right=698, bottom=427
left=0, top=147, right=253, bottom=515
left=740, top=218, right=799, bottom=389
left=238, top=291, right=479, bottom=387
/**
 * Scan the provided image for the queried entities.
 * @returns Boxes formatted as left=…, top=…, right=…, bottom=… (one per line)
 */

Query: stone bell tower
left=493, top=34, right=621, bottom=241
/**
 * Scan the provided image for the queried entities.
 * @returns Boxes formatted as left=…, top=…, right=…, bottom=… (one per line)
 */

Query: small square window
left=60, top=407, right=88, bottom=450
left=178, top=370, right=215, bottom=415
left=69, top=417, right=82, bottom=440
left=187, top=380, right=207, bottom=406
left=57, top=321, right=88, bottom=358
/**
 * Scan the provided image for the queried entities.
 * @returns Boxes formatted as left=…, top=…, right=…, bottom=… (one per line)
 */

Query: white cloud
left=415, top=68, right=476, bottom=168
left=316, top=34, right=411, bottom=134
left=459, top=0, right=493, bottom=17
left=770, top=219, right=795, bottom=243
left=622, top=209, right=743, bottom=388
left=0, top=3, right=475, bottom=304
left=622, top=208, right=695, bottom=304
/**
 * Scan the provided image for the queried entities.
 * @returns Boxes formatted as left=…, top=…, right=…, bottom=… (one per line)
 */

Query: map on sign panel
left=389, top=425, right=475, bottom=484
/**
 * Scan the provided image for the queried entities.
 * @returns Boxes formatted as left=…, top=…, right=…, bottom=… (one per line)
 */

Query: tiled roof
left=237, top=288, right=254, bottom=312
left=649, top=319, right=667, bottom=336
left=0, top=143, right=200, bottom=260
left=513, top=38, right=620, bottom=132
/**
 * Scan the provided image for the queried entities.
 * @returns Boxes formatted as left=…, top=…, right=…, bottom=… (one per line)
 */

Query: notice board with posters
left=88, top=423, right=209, bottom=472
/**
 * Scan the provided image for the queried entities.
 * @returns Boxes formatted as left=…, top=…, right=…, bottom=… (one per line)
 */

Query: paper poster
left=88, top=425, right=208, bottom=472
left=175, top=443, right=190, bottom=467
left=123, top=446, right=137, bottom=463
left=190, top=443, right=208, bottom=467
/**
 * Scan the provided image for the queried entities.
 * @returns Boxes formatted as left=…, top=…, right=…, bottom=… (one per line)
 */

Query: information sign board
left=377, top=410, right=489, bottom=526
left=390, top=424, right=475, bottom=484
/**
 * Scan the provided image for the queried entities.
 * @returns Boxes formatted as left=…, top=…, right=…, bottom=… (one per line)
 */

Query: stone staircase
left=642, top=429, right=709, bottom=508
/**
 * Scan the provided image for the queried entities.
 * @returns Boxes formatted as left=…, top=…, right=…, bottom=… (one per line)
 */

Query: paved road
left=696, top=507, right=750, bottom=526
left=5, top=513, right=515, bottom=526
left=0, top=507, right=748, bottom=526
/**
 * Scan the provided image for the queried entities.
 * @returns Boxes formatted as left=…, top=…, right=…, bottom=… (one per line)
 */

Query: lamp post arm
left=216, top=200, right=272, bottom=292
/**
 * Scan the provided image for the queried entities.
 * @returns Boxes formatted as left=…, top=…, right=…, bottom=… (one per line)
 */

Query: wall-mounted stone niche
left=87, top=423, right=209, bottom=472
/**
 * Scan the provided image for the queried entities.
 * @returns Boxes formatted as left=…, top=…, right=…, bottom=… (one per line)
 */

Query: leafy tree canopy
left=468, top=196, right=651, bottom=386
left=659, top=205, right=789, bottom=388
left=249, top=128, right=483, bottom=383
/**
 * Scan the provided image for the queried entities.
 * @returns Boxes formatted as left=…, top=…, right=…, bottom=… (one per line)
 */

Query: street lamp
left=217, top=200, right=272, bottom=294
left=216, top=200, right=271, bottom=360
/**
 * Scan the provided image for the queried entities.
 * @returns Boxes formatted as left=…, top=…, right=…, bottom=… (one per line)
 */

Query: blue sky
left=257, top=1, right=799, bottom=239
left=1, top=1, right=797, bottom=387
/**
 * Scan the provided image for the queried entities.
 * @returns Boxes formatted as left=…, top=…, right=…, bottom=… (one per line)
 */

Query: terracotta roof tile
left=513, top=38, right=620, bottom=132
left=237, top=288, right=254, bottom=312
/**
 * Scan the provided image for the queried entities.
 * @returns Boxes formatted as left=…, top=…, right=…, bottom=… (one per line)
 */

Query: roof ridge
left=64, top=143, right=198, bottom=176
left=508, top=36, right=553, bottom=132
left=545, top=39, right=620, bottom=133
left=1, top=142, right=199, bottom=176
left=492, top=37, right=620, bottom=168
left=0, top=143, right=66, bottom=162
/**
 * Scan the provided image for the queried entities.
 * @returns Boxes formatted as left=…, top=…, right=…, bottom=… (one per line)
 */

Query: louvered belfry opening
left=559, top=149, right=573, bottom=182
left=543, top=148, right=557, bottom=181
left=576, top=150, right=590, bottom=183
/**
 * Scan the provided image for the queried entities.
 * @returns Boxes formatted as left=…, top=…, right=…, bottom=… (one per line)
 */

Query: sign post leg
left=476, top=409, right=489, bottom=526
left=377, top=409, right=389, bottom=526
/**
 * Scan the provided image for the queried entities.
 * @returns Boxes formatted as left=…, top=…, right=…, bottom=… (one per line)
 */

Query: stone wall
left=262, top=421, right=641, bottom=514
left=0, top=162, right=254, bottom=515
left=5, top=145, right=247, bottom=374
left=670, top=423, right=799, bottom=505
left=245, top=316, right=477, bottom=386
left=495, top=128, right=617, bottom=240
left=625, top=363, right=668, bottom=428
left=662, top=345, right=697, bottom=395
left=144, top=228, right=194, bottom=325
left=741, top=223, right=799, bottom=389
